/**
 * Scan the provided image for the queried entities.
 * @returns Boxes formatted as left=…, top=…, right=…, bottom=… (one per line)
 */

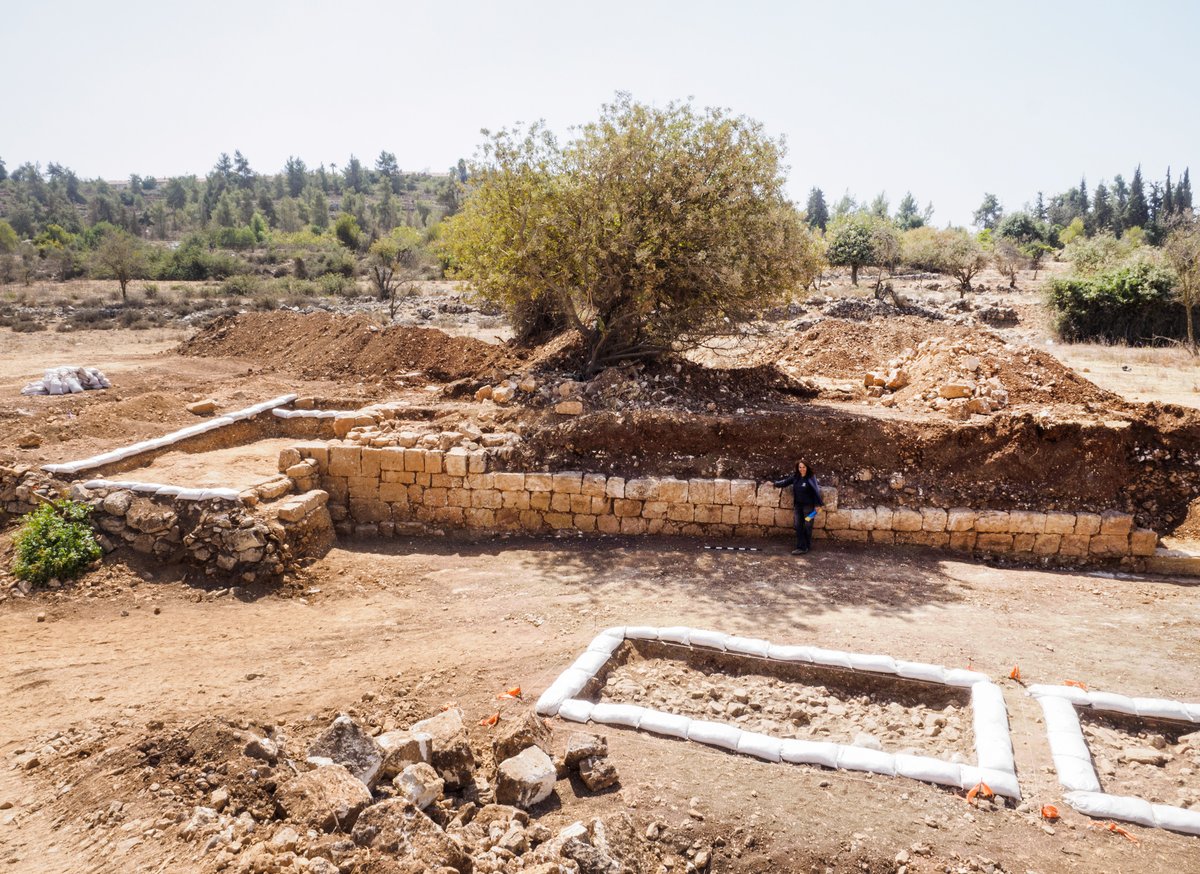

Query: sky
left=3, top=0, right=1198, bottom=225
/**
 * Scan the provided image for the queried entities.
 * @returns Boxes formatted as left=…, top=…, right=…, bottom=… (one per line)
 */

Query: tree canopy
left=443, top=95, right=820, bottom=372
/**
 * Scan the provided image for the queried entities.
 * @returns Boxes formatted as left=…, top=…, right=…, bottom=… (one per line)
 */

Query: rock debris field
left=1079, top=713, right=1200, bottom=808
left=596, top=645, right=976, bottom=762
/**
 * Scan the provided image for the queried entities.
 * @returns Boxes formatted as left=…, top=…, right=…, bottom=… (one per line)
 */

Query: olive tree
left=368, top=226, right=423, bottom=312
left=992, top=237, right=1028, bottom=288
left=1164, top=216, right=1200, bottom=354
left=937, top=229, right=987, bottom=294
left=442, top=95, right=818, bottom=373
left=91, top=230, right=147, bottom=300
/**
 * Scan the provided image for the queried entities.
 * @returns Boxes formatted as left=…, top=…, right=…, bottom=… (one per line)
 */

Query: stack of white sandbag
left=21, top=366, right=112, bottom=396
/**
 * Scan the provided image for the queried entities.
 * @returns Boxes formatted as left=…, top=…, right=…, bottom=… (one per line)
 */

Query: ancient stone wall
left=290, top=442, right=1157, bottom=565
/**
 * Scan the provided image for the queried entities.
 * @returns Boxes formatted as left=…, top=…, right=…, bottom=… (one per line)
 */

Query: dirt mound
left=181, top=312, right=518, bottom=382
left=778, top=317, right=1122, bottom=411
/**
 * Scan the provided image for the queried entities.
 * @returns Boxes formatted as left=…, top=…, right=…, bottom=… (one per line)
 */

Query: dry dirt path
left=2, top=536, right=1198, bottom=872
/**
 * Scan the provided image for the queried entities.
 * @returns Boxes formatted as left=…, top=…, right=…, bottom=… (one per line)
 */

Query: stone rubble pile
left=865, top=337, right=1010, bottom=417
left=143, top=709, right=658, bottom=873
left=21, top=365, right=111, bottom=396
left=1079, top=721, right=1200, bottom=810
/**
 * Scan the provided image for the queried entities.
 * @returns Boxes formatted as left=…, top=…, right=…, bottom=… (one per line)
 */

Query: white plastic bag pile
left=21, top=366, right=111, bottom=396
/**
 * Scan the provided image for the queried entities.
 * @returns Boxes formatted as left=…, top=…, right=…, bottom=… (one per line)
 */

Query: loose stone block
left=1044, top=511, right=1076, bottom=535
left=975, top=533, right=1014, bottom=552
left=278, top=448, right=302, bottom=472
left=493, top=472, right=525, bottom=492
left=624, top=478, right=656, bottom=500
left=525, top=473, right=553, bottom=492
left=974, top=511, right=1010, bottom=533
left=1130, top=528, right=1158, bottom=557
left=920, top=507, right=948, bottom=532
left=642, top=501, right=668, bottom=520
left=1099, top=511, right=1133, bottom=537
left=605, top=477, right=625, bottom=499
left=946, top=508, right=976, bottom=532
left=1012, top=533, right=1036, bottom=553
left=294, top=442, right=330, bottom=468
left=1089, top=534, right=1128, bottom=558
left=848, top=508, right=876, bottom=530
left=328, top=445, right=362, bottom=477
left=443, top=448, right=469, bottom=477
left=892, top=508, right=923, bottom=532
left=552, top=472, right=583, bottom=494
left=1074, top=513, right=1102, bottom=536
left=948, top=531, right=976, bottom=551
left=730, top=479, right=757, bottom=506
left=1008, top=510, right=1046, bottom=534
left=1033, top=533, right=1062, bottom=555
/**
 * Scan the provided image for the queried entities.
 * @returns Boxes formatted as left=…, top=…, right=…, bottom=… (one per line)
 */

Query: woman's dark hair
left=795, top=459, right=814, bottom=477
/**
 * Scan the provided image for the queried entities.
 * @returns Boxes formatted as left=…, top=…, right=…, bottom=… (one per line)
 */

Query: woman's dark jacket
left=772, top=472, right=824, bottom=508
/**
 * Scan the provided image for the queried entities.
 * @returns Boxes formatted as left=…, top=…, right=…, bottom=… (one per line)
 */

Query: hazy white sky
left=3, top=0, right=1197, bottom=224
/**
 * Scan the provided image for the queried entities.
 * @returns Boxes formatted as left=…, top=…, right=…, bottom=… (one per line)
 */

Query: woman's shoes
left=791, top=548, right=809, bottom=555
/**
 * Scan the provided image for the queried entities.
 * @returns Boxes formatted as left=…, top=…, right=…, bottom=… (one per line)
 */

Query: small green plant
left=11, top=499, right=102, bottom=586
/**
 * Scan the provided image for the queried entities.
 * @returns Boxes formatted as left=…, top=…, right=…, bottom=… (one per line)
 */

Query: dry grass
left=1045, top=340, right=1200, bottom=408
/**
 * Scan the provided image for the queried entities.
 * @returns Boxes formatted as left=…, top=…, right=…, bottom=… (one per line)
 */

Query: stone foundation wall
left=290, top=442, right=1158, bottom=565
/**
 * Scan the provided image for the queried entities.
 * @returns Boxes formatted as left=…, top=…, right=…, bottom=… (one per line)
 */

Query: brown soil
left=179, top=312, right=518, bottom=383
left=3, top=538, right=1199, bottom=873
left=118, top=438, right=297, bottom=490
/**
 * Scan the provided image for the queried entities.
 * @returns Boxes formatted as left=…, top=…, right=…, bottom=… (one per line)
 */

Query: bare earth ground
left=2, top=272, right=1200, bottom=872
left=121, top=439, right=302, bottom=490
left=2, top=538, right=1199, bottom=872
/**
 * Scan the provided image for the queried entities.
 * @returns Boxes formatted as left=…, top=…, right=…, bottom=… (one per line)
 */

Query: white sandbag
left=1052, top=753, right=1101, bottom=793
left=589, top=703, right=645, bottom=728
left=272, top=409, right=295, bottom=418
left=846, top=652, right=898, bottom=675
left=1045, top=729, right=1092, bottom=762
left=1066, top=790, right=1155, bottom=827
left=896, top=661, right=949, bottom=684
left=686, top=719, right=743, bottom=751
left=1132, top=697, right=1194, bottom=722
left=780, top=739, right=839, bottom=769
left=64, top=374, right=84, bottom=393
left=725, top=636, right=770, bottom=658
left=836, top=745, right=897, bottom=777
left=600, top=626, right=626, bottom=639
left=154, top=486, right=184, bottom=497
left=766, top=644, right=815, bottom=663
left=894, top=754, right=962, bottom=788
left=637, top=709, right=692, bottom=739
left=198, top=489, right=241, bottom=501
left=1038, top=695, right=1083, bottom=732
left=736, top=731, right=783, bottom=763
left=956, top=764, right=1019, bottom=798
left=585, top=631, right=625, bottom=657
left=535, top=667, right=594, bottom=716
left=655, top=626, right=691, bottom=644
left=1188, top=703, right=1200, bottom=723
left=807, top=647, right=853, bottom=669
left=570, top=651, right=611, bottom=677
left=1089, top=691, right=1137, bottom=715
left=174, top=489, right=207, bottom=501
left=971, top=683, right=1015, bottom=773
left=687, top=629, right=730, bottom=651
left=943, top=668, right=987, bottom=687
left=1151, top=803, right=1200, bottom=836
left=556, top=699, right=595, bottom=724
left=1029, top=684, right=1090, bottom=706
left=21, top=380, right=46, bottom=395
left=623, top=626, right=658, bottom=640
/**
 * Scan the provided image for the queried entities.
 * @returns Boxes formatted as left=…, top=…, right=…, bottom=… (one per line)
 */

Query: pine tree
left=1178, top=169, right=1193, bottom=212
left=1077, top=175, right=1089, bottom=217
left=1127, top=166, right=1149, bottom=229
left=804, top=187, right=829, bottom=231
left=894, top=191, right=925, bottom=230
left=1164, top=167, right=1175, bottom=216
left=1091, top=182, right=1113, bottom=235
left=1034, top=191, right=1046, bottom=221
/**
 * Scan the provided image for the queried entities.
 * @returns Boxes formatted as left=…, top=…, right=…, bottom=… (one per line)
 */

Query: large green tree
left=443, top=95, right=819, bottom=373
left=805, top=187, right=829, bottom=231
left=91, top=230, right=147, bottom=300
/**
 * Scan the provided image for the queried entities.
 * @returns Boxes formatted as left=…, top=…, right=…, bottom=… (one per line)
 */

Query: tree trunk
left=119, top=279, right=128, bottom=301
left=1188, top=300, right=1196, bottom=357
left=850, top=264, right=858, bottom=286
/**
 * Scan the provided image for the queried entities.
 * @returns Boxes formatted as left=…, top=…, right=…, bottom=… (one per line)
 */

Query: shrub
left=219, top=273, right=262, bottom=296
left=1048, top=261, right=1184, bottom=343
left=11, top=500, right=102, bottom=586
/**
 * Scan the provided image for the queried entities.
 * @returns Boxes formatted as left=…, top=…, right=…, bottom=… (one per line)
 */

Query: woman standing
left=769, top=460, right=824, bottom=555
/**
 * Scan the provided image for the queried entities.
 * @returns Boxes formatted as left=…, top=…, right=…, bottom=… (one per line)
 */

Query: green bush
left=1047, top=262, right=1184, bottom=343
left=12, top=500, right=102, bottom=586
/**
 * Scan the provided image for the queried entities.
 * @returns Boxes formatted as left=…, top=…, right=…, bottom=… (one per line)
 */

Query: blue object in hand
left=805, top=510, right=818, bottom=521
